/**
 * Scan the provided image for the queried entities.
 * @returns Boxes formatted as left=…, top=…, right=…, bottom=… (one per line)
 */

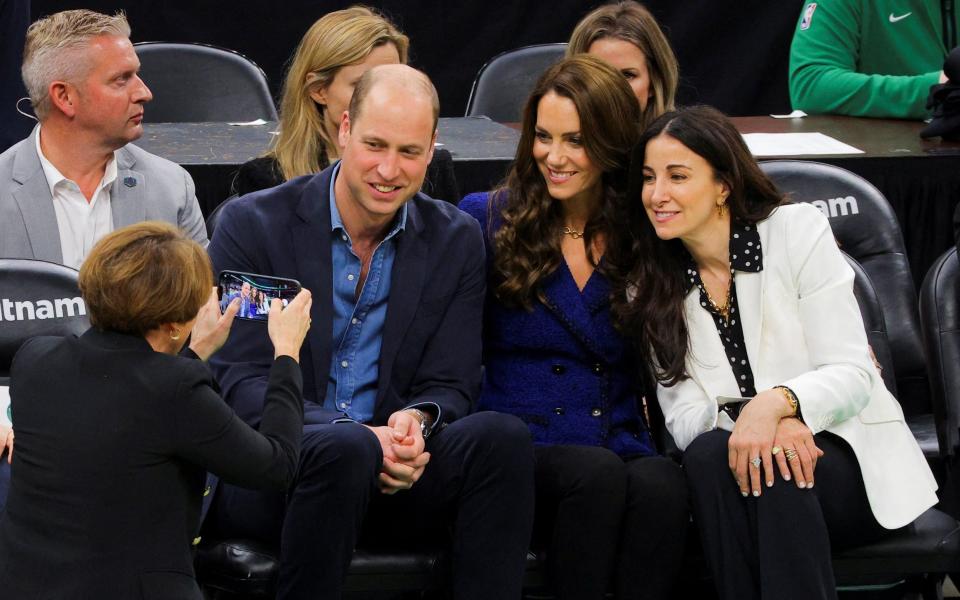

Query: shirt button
left=551, top=364, right=565, bottom=375
left=341, top=233, right=348, bottom=241
left=591, top=408, right=602, bottom=417
left=351, top=317, right=360, bottom=325
left=341, top=360, right=349, bottom=368
left=554, top=407, right=565, bottom=415
left=340, top=402, right=347, bottom=409
left=592, top=364, right=604, bottom=375
left=347, top=274, right=355, bottom=281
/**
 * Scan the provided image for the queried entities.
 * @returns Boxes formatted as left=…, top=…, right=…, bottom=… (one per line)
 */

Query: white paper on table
left=0, top=385, right=9, bottom=426
left=228, top=118, right=268, bottom=126
left=769, top=110, right=807, bottom=119
left=742, top=132, right=864, bottom=156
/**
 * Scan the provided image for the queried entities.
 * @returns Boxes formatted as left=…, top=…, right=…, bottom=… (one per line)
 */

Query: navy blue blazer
left=208, top=164, right=486, bottom=429
left=460, top=192, right=654, bottom=457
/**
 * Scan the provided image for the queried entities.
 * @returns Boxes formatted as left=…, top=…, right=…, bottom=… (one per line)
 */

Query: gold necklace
left=562, top=226, right=584, bottom=239
left=703, top=268, right=735, bottom=324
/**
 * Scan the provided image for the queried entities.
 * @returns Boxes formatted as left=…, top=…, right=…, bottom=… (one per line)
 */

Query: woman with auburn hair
left=459, top=55, right=687, bottom=600
left=621, top=105, right=937, bottom=599
left=0, top=222, right=313, bottom=599
left=233, top=5, right=408, bottom=195
left=568, top=0, right=679, bottom=130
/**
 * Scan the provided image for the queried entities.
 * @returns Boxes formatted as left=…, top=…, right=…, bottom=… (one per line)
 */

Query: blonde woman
left=234, top=6, right=408, bottom=195
left=568, top=0, right=678, bottom=130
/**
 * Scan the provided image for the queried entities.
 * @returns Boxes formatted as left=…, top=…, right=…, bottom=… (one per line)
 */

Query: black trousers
left=683, top=429, right=893, bottom=600
left=532, top=445, right=689, bottom=600
left=212, top=411, right=535, bottom=600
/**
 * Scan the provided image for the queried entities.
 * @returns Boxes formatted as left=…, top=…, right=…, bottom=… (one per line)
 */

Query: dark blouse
left=684, top=221, right=764, bottom=398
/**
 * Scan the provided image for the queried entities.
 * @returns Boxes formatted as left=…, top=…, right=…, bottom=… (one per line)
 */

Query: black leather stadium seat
left=920, top=248, right=960, bottom=462
left=843, top=252, right=898, bottom=395
left=195, top=538, right=543, bottom=598
left=464, top=43, right=566, bottom=123
left=760, top=161, right=931, bottom=440
left=826, top=254, right=960, bottom=597
left=134, top=42, right=277, bottom=123
left=0, top=259, right=90, bottom=509
left=0, top=259, right=90, bottom=384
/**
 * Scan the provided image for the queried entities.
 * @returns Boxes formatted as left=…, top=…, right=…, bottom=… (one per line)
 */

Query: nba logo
left=800, top=3, right=817, bottom=30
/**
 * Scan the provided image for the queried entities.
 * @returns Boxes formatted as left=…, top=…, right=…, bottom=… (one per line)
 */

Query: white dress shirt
left=35, top=127, right=116, bottom=270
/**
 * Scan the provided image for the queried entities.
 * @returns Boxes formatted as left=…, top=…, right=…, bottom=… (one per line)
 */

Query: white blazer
left=658, top=203, right=937, bottom=529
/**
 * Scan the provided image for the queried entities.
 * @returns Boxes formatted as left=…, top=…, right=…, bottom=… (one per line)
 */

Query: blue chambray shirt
left=324, top=162, right=407, bottom=423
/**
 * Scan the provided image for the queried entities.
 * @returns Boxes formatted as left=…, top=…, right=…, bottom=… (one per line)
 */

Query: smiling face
left=641, top=133, right=729, bottom=244
left=311, top=43, right=401, bottom=148
left=70, top=34, right=152, bottom=148
left=334, top=75, right=435, bottom=231
left=532, top=90, right=602, bottom=207
left=587, top=37, right=651, bottom=111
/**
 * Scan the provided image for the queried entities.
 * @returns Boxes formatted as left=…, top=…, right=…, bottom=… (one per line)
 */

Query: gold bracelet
left=774, top=386, right=799, bottom=417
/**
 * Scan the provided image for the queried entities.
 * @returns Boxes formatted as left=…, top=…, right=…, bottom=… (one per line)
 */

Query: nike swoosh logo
left=889, top=12, right=912, bottom=23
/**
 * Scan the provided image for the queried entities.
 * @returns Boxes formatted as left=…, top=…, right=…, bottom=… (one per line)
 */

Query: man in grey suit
left=0, top=9, right=206, bottom=270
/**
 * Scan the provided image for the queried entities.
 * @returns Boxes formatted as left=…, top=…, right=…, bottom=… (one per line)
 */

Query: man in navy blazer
left=207, top=65, right=534, bottom=599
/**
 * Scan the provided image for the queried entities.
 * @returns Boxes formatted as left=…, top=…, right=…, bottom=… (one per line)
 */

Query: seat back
left=135, top=42, right=277, bottom=123
left=843, top=252, right=897, bottom=396
left=759, top=160, right=926, bottom=414
left=206, top=194, right=238, bottom=239
left=0, top=259, right=90, bottom=426
left=464, top=43, right=567, bottom=123
left=919, top=247, right=959, bottom=459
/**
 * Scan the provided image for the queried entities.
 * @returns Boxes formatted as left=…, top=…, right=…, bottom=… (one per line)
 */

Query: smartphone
left=217, top=270, right=302, bottom=322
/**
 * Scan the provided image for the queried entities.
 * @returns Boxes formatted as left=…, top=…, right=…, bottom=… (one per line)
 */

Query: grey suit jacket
left=0, top=129, right=207, bottom=264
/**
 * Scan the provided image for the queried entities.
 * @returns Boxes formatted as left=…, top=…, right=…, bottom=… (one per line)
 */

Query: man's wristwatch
left=406, top=408, right=434, bottom=439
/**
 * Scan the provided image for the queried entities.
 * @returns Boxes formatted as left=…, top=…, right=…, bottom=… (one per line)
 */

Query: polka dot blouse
left=684, top=221, right=763, bottom=398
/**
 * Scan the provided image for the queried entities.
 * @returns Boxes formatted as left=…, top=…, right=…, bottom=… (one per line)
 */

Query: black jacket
left=0, top=328, right=303, bottom=599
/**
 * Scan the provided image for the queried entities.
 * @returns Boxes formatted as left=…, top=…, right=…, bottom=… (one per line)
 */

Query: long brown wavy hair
left=491, top=55, right=640, bottom=309
left=613, top=105, right=786, bottom=385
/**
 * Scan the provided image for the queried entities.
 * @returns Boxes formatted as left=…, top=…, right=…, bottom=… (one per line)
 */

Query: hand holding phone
left=189, top=287, right=241, bottom=361
left=269, top=289, right=313, bottom=362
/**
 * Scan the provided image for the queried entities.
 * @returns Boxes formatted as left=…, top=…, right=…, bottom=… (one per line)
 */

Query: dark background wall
left=16, top=1, right=804, bottom=123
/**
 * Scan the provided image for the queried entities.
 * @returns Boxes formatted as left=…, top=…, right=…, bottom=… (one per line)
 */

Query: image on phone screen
left=217, top=270, right=302, bottom=322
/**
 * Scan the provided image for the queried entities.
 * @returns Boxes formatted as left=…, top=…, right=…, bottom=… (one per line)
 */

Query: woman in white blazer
left=615, top=105, right=937, bottom=600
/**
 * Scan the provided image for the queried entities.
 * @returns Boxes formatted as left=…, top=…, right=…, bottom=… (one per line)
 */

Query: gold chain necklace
left=562, top=226, right=584, bottom=239
left=703, top=267, right=735, bottom=325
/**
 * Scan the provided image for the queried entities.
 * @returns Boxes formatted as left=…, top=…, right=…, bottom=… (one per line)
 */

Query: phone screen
left=217, top=270, right=301, bottom=322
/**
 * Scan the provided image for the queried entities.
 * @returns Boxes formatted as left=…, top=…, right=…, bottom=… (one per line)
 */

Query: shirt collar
left=683, top=220, right=763, bottom=293
left=328, top=160, right=407, bottom=241
left=35, top=125, right=118, bottom=197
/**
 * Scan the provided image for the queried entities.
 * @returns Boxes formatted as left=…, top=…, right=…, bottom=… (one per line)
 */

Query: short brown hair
left=22, top=9, right=131, bottom=120
left=79, top=222, right=212, bottom=335
left=568, top=1, right=678, bottom=129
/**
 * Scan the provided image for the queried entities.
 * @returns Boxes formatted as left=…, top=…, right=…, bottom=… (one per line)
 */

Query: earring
left=717, top=202, right=727, bottom=217
left=170, top=328, right=181, bottom=341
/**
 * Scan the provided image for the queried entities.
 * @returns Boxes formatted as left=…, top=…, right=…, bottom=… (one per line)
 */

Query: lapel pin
left=123, top=176, right=137, bottom=188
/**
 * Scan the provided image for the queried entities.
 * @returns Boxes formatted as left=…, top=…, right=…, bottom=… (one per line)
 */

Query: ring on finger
left=771, top=446, right=782, bottom=455
left=750, top=456, right=762, bottom=468
left=784, top=448, right=799, bottom=461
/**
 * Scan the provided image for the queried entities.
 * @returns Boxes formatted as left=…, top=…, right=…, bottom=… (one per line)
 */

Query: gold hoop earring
left=170, top=328, right=181, bottom=341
